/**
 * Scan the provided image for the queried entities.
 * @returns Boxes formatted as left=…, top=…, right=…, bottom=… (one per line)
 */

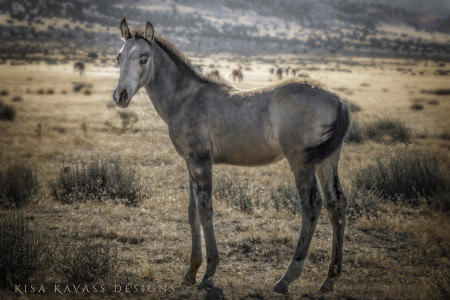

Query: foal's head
left=113, top=19, right=155, bottom=108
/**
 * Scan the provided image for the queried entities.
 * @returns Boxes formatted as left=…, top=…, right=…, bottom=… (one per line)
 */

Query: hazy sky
left=358, top=0, right=450, bottom=15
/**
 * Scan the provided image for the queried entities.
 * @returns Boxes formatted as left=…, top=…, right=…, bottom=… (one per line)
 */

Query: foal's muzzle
left=113, top=87, right=130, bottom=108
left=119, top=89, right=127, bottom=102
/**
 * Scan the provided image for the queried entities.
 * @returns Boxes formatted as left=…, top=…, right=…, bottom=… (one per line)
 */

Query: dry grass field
left=0, top=52, right=449, bottom=299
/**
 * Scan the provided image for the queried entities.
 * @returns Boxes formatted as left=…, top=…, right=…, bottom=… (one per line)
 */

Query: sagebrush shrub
left=117, top=111, right=138, bottom=131
left=346, top=188, right=385, bottom=221
left=348, top=101, right=362, bottom=113
left=410, top=103, right=424, bottom=111
left=426, top=269, right=449, bottom=300
left=49, top=158, right=143, bottom=206
left=365, top=118, right=410, bottom=143
left=54, top=236, right=119, bottom=284
left=0, top=211, right=52, bottom=289
left=270, top=181, right=301, bottom=214
left=0, top=100, right=16, bottom=121
left=353, top=149, right=448, bottom=206
left=213, top=173, right=253, bottom=214
left=345, top=118, right=365, bottom=144
left=0, top=162, right=38, bottom=208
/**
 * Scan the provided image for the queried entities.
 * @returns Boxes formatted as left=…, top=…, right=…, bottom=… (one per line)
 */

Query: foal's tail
left=305, top=97, right=350, bottom=164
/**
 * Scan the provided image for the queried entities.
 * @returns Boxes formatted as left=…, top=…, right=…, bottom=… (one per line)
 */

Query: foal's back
left=200, top=79, right=341, bottom=166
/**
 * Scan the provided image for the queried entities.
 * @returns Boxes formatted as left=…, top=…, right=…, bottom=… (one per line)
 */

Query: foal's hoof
left=319, top=278, right=334, bottom=293
left=181, top=274, right=196, bottom=286
left=273, top=280, right=289, bottom=294
left=198, top=278, right=214, bottom=291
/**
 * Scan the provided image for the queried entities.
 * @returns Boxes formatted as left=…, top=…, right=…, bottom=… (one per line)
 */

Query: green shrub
left=353, top=149, right=448, bottom=206
left=49, top=158, right=143, bottom=206
left=0, top=101, right=16, bottom=121
left=0, top=162, right=38, bottom=208
left=365, top=118, right=410, bottom=143
left=270, top=181, right=300, bottom=214
left=0, top=211, right=52, bottom=289
left=213, top=173, right=253, bottom=214
left=54, top=236, right=119, bottom=284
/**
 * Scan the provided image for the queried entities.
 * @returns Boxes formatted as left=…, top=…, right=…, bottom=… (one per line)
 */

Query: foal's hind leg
left=316, top=152, right=347, bottom=292
left=274, top=163, right=323, bottom=294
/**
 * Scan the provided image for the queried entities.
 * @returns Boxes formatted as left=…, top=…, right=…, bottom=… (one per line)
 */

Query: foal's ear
left=120, top=18, right=130, bottom=40
left=144, top=22, right=154, bottom=41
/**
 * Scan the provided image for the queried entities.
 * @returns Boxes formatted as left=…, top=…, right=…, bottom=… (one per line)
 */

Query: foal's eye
left=140, top=59, right=148, bottom=65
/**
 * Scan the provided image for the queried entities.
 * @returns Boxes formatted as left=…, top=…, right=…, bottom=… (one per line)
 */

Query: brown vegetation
left=0, top=55, right=449, bottom=299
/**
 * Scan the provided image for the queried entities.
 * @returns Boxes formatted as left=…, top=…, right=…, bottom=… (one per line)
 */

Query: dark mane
left=129, top=26, right=229, bottom=87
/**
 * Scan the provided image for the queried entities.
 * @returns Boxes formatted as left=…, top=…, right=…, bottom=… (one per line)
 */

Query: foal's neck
left=145, top=45, right=204, bottom=125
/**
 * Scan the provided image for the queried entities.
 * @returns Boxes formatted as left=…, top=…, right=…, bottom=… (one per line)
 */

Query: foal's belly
left=211, top=135, right=284, bottom=166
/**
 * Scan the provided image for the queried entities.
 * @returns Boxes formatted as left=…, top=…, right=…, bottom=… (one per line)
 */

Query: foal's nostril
left=119, top=89, right=128, bottom=102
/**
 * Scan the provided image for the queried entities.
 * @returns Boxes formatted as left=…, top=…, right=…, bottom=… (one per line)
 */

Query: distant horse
left=276, top=67, right=283, bottom=80
left=285, top=67, right=291, bottom=76
left=194, top=64, right=203, bottom=75
left=113, top=19, right=350, bottom=295
left=207, top=70, right=220, bottom=79
left=73, top=62, right=85, bottom=76
left=231, top=68, right=243, bottom=82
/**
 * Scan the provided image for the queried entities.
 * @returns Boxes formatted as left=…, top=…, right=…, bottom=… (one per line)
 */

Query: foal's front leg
left=186, top=155, right=219, bottom=290
left=182, top=178, right=203, bottom=285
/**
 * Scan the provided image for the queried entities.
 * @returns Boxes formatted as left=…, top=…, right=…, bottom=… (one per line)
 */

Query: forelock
left=129, top=26, right=145, bottom=39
